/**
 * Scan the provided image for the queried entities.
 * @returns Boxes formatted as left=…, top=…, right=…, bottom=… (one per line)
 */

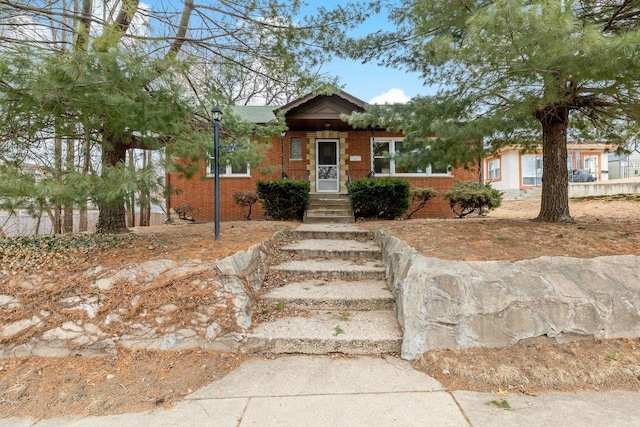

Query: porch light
left=212, top=107, right=223, bottom=121
left=213, top=106, right=223, bottom=240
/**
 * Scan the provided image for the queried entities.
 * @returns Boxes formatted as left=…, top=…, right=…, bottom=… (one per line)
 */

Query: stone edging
left=0, top=231, right=285, bottom=358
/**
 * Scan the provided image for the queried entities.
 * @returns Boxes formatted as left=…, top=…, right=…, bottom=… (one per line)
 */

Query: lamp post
left=280, top=130, right=286, bottom=179
left=212, top=106, right=223, bottom=240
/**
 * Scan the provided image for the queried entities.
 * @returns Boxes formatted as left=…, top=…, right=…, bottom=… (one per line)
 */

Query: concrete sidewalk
left=4, top=355, right=640, bottom=427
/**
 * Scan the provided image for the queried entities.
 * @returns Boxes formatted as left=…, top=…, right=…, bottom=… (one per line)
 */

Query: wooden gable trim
left=275, top=90, right=366, bottom=116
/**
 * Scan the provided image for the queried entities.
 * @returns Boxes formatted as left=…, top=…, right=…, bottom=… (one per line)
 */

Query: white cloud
left=368, top=88, right=410, bottom=105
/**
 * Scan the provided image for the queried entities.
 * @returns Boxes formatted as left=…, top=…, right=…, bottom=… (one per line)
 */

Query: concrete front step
left=286, top=227, right=373, bottom=241
left=308, top=192, right=350, bottom=200
left=261, top=279, right=394, bottom=311
left=307, top=205, right=352, bottom=212
left=305, top=194, right=354, bottom=224
left=305, top=209, right=354, bottom=216
left=307, top=205, right=351, bottom=213
left=242, top=310, right=402, bottom=355
left=279, top=239, right=381, bottom=259
left=270, top=259, right=385, bottom=281
left=302, top=214, right=355, bottom=224
left=308, top=199, right=352, bottom=207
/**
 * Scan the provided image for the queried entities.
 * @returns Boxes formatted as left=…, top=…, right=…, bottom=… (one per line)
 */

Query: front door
left=316, top=139, right=339, bottom=192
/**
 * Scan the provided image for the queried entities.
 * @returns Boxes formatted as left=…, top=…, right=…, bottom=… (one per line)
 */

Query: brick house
left=167, top=91, right=477, bottom=222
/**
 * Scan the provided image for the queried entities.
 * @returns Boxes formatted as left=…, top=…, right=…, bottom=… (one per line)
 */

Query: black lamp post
left=212, top=106, right=223, bottom=240
left=280, top=130, right=286, bottom=179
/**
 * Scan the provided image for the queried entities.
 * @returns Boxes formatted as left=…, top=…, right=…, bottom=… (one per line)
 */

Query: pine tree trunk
left=54, top=137, right=63, bottom=234
left=140, top=150, right=151, bottom=227
left=535, top=104, right=573, bottom=223
left=96, top=141, right=128, bottom=233
left=79, top=131, right=90, bottom=232
left=35, top=213, right=41, bottom=236
left=127, top=149, right=136, bottom=228
left=63, top=138, right=75, bottom=234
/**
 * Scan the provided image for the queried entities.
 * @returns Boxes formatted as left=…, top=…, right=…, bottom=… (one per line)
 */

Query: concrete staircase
left=242, top=225, right=402, bottom=355
left=303, top=193, right=355, bottom=224
left=502, top=186, right=543, bottom=201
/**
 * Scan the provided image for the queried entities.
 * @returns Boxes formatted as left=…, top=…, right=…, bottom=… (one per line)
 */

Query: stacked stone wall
left=376, top=231, right=640, bottom=360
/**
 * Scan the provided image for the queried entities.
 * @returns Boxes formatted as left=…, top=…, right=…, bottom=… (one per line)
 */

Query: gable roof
left=274, top=90, right=366, bottom=116
left=229, top=91, right=368, bottom=131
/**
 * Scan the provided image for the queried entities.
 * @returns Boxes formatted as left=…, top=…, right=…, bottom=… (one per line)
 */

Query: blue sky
left=324, top=57, right=428, bottom=104
left=303, top=1, right=430, bottom=104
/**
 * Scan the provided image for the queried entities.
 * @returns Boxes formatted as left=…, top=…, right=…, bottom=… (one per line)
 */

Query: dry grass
left=415, top=339, right=640, bottom=394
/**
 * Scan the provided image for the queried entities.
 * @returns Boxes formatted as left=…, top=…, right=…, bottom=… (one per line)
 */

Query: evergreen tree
left=341, top=0, right=640, bottom=222
left=1, top=0, right=374, bottom=232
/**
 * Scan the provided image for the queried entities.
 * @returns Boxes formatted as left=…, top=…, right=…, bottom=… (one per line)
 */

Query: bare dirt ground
left=2, top=196, right=640, bottom=419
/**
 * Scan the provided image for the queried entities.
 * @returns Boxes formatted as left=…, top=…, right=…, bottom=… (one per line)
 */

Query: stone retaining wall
left=0, top=232, right=281, bottom=358
left=376, top=231, right=640, bottom=360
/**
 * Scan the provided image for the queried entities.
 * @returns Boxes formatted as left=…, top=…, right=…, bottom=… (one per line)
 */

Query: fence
left=0, top=210, right=166, bottom=237
left=569, top=177, right=640, bottom=198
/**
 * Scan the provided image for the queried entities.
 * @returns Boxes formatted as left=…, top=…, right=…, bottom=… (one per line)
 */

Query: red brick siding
left=168, top=131, right=478, bottom=221
left=284, top=131, right=311, bottom=181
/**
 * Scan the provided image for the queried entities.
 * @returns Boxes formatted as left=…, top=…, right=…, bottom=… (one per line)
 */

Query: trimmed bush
left=233, top=191, right=259, bottom=220
left=443, top=180, right=502, bottom=218
left=174, top=204, right=198, bottom=222
left=256, top=180, right=310, bottom=220
left=405, top=186, right=437, bottom=219
left=347, top=178, right=410, bottom=219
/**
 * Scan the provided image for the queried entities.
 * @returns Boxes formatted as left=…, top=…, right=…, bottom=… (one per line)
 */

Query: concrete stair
left=242, top=226, right=402, bottom=356
left=303, top=193, right=355, bottom=224
left=502, top=186, right=543, bottom=201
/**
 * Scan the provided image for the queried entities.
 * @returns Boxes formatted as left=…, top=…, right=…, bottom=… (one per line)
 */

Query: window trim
left=371, top=137, right=451, bottom=177
left=521, top=153, right=542, bottom=187
left=487, top=157, right=501, bottom=181
left=206, top=158, right=251, bottom=178
left=290, top=137, right=303, bottom=161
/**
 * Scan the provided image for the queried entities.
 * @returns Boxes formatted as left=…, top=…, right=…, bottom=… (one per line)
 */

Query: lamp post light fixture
left=212, top=106, right=223, bottom=240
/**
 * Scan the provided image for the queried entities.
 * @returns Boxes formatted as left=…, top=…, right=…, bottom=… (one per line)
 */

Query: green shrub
left=405, top=187, right=437, bottom=219
left=256, top=180, right=309, bottom=220
left=443, top=180, right=502, bottom=218
left=347, top=178, right=410, bottom=219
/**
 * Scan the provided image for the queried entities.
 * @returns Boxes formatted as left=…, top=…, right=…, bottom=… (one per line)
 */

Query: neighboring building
left=608, top=142, right=640, bottom=179
left=167, top=91, right=477, bottom=222
left=483, top=141, right=611, bottom=199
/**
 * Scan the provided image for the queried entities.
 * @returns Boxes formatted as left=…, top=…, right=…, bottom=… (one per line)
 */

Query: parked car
left=571, top=169, right=596, bottom=182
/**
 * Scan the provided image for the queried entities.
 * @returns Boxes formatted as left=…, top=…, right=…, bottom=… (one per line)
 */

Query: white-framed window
left=583, top=155, right=599, bottom=175
left=487, top=158, right=501, bottom=180
left=290, top=137, right=302, bottom=160
left=206, top=158, right=250, bottom=177
left=521, top=154, right=542, bottom=186
left=372, top=138, right=449, bottom=176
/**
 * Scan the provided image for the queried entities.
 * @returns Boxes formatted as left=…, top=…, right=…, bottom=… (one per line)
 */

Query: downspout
left=280, top=131, right=287, bottom=179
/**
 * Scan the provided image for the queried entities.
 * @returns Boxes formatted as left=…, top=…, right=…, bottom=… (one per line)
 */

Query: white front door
left=316, top=139, right=339, bottom=192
